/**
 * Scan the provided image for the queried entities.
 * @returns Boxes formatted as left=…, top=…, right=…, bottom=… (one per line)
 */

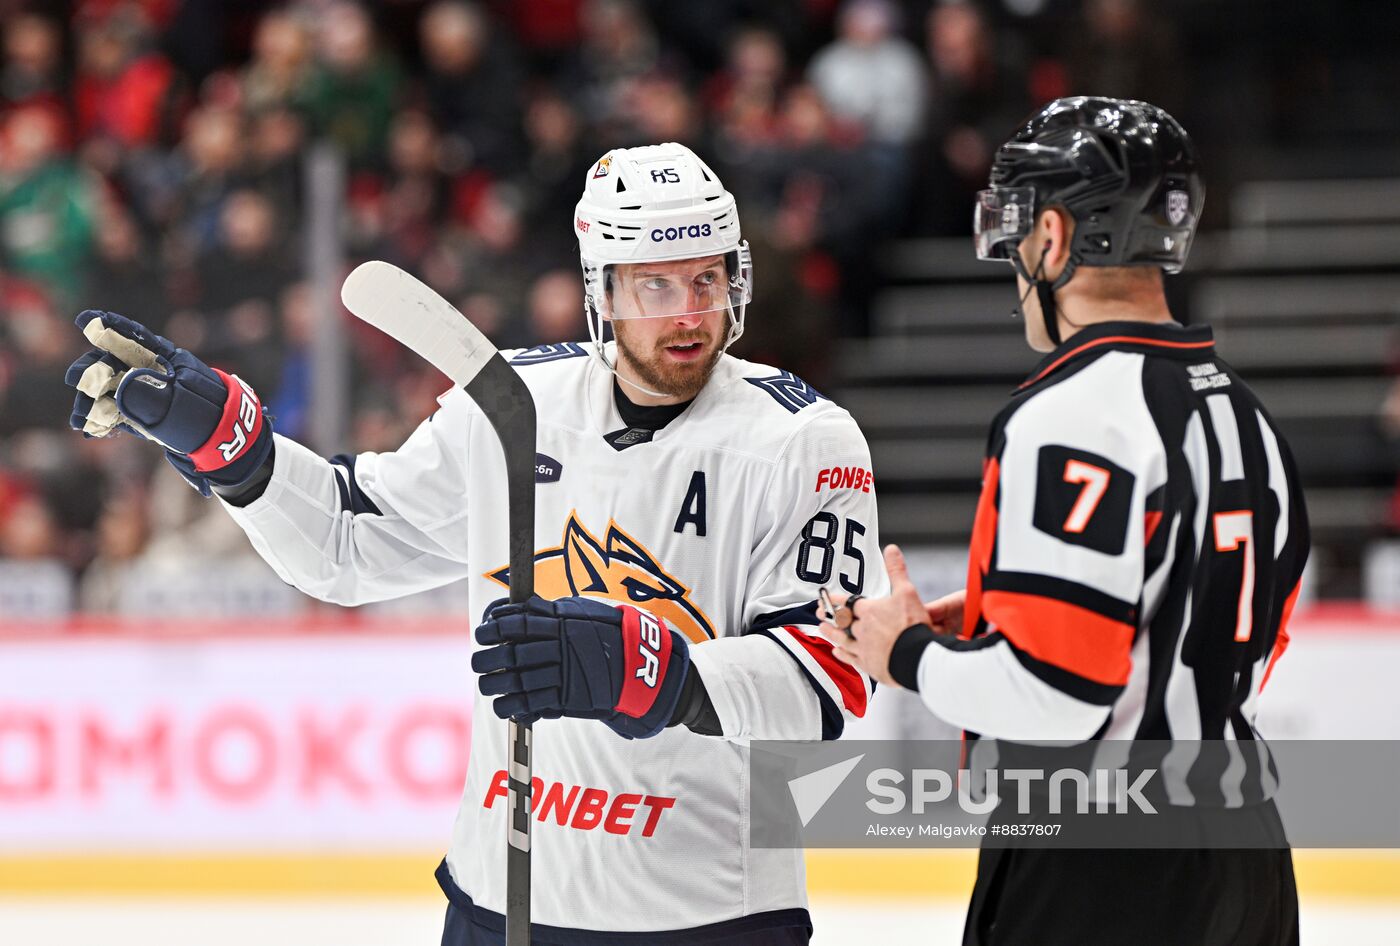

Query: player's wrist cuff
left=668, top=663, right=721, bottom=736
left=168, top=423, right=273, bottom=499
left=212, top=440, right=277, bottom=506
left=888, top=624, right=936, bottom=691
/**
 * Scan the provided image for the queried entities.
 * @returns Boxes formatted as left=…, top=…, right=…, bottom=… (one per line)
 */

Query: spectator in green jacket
left=0, top=103, right=98, bottom=306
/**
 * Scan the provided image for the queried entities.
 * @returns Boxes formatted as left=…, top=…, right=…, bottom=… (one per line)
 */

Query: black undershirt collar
left=612, top=381, right=693, bottom=432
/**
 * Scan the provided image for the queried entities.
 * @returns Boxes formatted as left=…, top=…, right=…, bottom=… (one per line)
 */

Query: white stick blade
left=341, top=260, right=498, bottom=387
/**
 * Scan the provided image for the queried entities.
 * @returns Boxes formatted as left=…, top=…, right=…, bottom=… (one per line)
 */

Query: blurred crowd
left=0, top=0, right=1396, bottom=611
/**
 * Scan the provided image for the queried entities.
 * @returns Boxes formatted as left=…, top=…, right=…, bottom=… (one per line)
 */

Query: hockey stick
left=342, top=261, right=537, bottom=945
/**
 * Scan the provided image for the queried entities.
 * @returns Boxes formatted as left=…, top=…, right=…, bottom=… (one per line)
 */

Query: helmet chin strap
left=614, top=367, right=669, bottom=400
left=588, top=322, right=670, bottom=400
left=582, top=293, right=669, bottom=399
left=1010, top=240, right=1079, bottom=348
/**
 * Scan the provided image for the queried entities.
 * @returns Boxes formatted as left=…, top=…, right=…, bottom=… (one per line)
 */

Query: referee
left=820, top=97, right=1309, bottom=945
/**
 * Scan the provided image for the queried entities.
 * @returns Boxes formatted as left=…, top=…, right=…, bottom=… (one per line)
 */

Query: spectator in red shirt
left=73, top=7, right=180, bottom=149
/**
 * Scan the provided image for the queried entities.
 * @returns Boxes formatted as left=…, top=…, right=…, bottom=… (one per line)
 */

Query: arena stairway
left=834, top=181, right=1400, bottom=590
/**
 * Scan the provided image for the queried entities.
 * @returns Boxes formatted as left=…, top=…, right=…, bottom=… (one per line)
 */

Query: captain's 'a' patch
left=1032, top=445, right=1136, bottom=555
left=746, top=371, right=829, bottom=413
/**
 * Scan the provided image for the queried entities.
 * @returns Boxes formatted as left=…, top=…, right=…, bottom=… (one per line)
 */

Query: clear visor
left=601, top=257, right=752, bottom=320
left=973, top=186, right=1035, bottom=261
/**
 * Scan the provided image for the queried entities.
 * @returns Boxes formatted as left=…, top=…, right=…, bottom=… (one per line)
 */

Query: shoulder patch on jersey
left=745, top=370, right=829, bottom=414
left=509, top=343, right=589, bottom=366
left=1033, top=445, right=1136, bottom=555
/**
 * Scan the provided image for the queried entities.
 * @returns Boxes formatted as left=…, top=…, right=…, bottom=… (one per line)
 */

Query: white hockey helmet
left=574, top=143, right=752, bottom=366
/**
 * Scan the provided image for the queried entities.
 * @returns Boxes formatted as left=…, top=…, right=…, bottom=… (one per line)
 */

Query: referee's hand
left=924, top=588, right=966, bottom=637
left=816, top=545, right=935, bottom=687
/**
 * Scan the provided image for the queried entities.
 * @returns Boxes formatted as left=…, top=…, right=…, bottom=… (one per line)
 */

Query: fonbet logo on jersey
left=486, top=511, right=716, bottom=644
left=482, top=770, right=676, bottom=838
left=815, top=466, right=873, bottom=493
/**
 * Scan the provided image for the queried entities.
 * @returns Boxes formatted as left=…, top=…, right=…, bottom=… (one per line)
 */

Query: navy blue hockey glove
left=65, top=310, right=272, bottom=497
left=472, top=595, right=693, bottom=739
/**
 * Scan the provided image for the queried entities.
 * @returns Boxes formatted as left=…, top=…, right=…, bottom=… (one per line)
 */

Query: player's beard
left=613, top=321, right=724, bottom=400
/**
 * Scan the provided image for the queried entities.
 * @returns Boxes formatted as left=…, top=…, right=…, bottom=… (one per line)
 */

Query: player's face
left=608, top=255, right=729, bottom=402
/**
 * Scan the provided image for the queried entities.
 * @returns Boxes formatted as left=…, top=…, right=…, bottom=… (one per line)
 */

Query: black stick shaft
left=466, top=357, right=536, bottom=946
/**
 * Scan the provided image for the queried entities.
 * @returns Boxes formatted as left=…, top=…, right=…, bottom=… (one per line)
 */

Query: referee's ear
left=1035, top=207, right=1075, bottom=281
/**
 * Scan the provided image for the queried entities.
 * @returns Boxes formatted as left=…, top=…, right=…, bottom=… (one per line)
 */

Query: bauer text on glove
left=472, top=595, right=693, bottom=740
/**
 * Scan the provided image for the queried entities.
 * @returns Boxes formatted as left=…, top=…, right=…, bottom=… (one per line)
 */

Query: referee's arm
left=821, top=420, right=1156, bottom=742
left=912, top=418, right=1151, bottom=741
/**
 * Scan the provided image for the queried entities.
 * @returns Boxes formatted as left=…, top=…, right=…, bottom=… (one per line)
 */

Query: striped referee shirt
left=894, top=320, right=1310, bottom=768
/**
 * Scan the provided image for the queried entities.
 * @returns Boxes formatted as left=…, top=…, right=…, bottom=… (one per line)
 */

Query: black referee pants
left=964, top=846, right=1299, bottom=946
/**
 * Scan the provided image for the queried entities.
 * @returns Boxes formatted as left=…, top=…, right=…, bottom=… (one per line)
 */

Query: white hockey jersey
left=221, top=342, right=887, bottom=935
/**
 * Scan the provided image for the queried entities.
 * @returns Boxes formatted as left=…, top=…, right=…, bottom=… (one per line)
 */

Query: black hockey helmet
left=974, top=96, right=1204, bottom=274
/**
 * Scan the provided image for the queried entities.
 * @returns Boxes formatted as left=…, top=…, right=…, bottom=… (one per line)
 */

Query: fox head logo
left=486, top=512, right=715, bottom=644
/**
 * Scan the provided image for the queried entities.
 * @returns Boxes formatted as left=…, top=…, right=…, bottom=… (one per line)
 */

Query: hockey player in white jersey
left=64, top=143, right=887, bottom=943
